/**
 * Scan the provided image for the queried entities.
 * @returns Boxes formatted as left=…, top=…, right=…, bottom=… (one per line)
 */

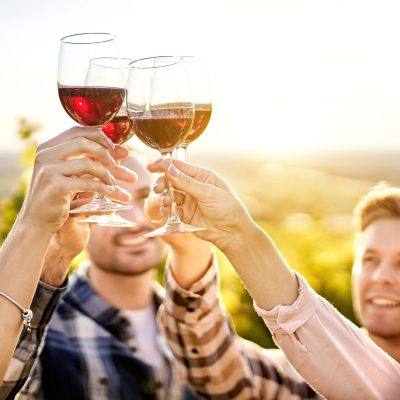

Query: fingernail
left=105, top=185, right=115, bottom=193
left=168, top=164, right=180, bottom=177
left=105, top=136, right=115, bottom=149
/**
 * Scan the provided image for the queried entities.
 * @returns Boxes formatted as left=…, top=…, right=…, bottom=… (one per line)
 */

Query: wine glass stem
left=95, top=127, right=107, bottom=201
left=162, top=151, right=182, bottom=225
left=176, top=145, right=187, bottom=161
left=93, top=193, right=106, bottom=201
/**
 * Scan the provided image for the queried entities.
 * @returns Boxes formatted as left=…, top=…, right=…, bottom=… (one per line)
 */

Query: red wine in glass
left=127, top=55, right=204, bottom=237
left=58, top=86, right=125, bottom=126
left=130, top=104, right=193, bottom=151
left=181, top=103, right=212, bottom=145
left=175, top=57, right=212, bottom=161
left=102, top=115, right=135, bottom=144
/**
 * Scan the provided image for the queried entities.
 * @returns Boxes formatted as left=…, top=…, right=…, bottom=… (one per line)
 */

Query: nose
left=118, top=202, right=148, bottom=227
left=370, top=258, right=397, bottom=285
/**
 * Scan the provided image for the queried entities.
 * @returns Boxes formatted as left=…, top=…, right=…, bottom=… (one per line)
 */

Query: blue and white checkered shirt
left=17, top=265, right=197, bottom=400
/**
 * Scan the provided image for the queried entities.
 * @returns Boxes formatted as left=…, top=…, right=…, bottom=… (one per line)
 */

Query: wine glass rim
left=61, top=32, right=116, bottom=44
left=180, top=55, right=206, bottom=61
left=128, top=56, right=182, bottom=69
left=90, top=56, right=134, bottom=69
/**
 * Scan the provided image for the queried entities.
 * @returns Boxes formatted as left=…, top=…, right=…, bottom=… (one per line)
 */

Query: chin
left=364, top=320, right=400, bottom=338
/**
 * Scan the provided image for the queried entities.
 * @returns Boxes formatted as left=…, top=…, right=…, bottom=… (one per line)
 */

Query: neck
left=88, top=264, right=154, bottom=310
left=368, top=332, right=400, bottom=363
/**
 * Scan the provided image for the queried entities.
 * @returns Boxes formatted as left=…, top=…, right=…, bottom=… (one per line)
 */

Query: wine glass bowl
left=102, top=112, right=134, bottom=144
left=58, top=86, right=125, bottom=127
left=89, top=57, right=136, bottom=145
left=127, top=56, right=205, bottom=236
left=57, top=33, right=133, bottom=223
left=58, top=33, right=125, bottom=127
left=176, top=56, right=212, bottom=160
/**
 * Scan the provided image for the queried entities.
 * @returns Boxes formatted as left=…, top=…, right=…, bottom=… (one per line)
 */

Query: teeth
left=371, top=298, right=400, bottom=306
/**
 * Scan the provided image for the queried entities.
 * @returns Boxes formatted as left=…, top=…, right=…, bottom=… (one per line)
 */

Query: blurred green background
left=1, top=122, right=395, bottom=349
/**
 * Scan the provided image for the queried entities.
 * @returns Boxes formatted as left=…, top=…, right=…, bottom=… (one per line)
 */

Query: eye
left=362, top=255, right=379, bottom=268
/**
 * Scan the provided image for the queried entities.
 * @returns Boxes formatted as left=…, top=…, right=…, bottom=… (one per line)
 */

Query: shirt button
left=99, top=377, right=108, bottom=385
left=155, top=381, right=163, bottom=389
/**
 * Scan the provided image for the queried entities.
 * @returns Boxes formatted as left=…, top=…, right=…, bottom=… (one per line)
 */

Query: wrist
left=17, top=207, right=58, bottom=236
left=169, top=237, right=214, bottom=290
left=217, top=218, right=261, bottom=255
left=40, top=250, right=72, bottom=287
left=14, top=211, right=54, bottom=244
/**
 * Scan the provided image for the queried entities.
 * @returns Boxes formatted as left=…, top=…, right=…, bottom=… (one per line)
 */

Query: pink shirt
left=254, top=274, right=400, bottom=399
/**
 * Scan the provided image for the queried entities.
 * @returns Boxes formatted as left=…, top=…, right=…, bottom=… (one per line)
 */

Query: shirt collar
left=63, top=263, right=165, bottom=336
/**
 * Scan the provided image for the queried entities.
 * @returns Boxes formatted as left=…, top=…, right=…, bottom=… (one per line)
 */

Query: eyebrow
left=363, top=249, right=378, bottom=254
left=362, top=248, right=400, bottom=257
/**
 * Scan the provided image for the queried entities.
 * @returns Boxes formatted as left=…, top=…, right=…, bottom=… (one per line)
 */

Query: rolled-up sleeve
left=254, top=274, right=400, bottom=400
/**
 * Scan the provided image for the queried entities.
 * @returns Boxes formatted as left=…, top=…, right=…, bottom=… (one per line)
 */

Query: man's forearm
left=41, top=246, right=73, bottom=287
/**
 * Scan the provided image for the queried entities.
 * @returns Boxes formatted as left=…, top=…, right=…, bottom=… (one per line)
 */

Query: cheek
left=88, top=230, right=114, bottom=251
left=355, top=272, right=370, bottom=301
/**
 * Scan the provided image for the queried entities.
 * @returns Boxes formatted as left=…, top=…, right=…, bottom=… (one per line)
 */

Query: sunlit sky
left=2, top=0, right=400, bottom=155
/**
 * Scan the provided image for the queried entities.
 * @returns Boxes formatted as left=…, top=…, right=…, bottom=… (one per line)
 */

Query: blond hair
left=353, top=182, right=400, bottom=232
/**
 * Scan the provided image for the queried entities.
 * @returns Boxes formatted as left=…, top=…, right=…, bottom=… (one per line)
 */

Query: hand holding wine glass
left=24, top=127, right=135, bottom=233
left=83, top=56, right=137, bottom=226
left=57, top=33, right=128, bottom=219
left=127, top=56, right=205, bottom=236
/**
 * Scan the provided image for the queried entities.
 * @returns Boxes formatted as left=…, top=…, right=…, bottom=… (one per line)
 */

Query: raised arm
left=0, top=126, right=135, bottom=388
left=146, top=187, right=319, bottom=399
left=148, top=159, right=400, bottom=399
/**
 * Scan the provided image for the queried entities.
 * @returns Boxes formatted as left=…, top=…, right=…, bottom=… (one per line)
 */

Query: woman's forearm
left=0, top=212, right=53, bottom=383
left=221, top=220, right=299, bottom=311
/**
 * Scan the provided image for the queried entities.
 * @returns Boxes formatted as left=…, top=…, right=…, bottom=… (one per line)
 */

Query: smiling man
left=352, top=186, right=400, bottom=364
left=17, top=155, right=212, bottom=400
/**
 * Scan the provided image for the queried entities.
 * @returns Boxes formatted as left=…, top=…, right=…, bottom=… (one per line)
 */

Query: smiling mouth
left=368, top=298, right=400, bottom=307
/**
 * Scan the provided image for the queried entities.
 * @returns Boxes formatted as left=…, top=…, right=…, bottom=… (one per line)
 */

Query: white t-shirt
left=121, top=306, right=169, bottom=399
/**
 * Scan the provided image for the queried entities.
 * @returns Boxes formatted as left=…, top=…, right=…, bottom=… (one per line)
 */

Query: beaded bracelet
left=0, top=291, right=33, bottom=332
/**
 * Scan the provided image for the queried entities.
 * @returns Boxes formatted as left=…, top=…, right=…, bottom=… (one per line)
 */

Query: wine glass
left=127, top=56, right=205, bottom=237
left=175, top=56, right=212, bottom=161
left=58, top=33, right=129, bottom=219
left=83, top=56, right=137, bottom=227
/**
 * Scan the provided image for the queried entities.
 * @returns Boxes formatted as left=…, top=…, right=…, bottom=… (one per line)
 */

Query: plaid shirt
left=18, top=265, right=198, bottom=400
left=158, top=260, right=323, bottom=399
left=0, top=281, right=66, bottom=400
